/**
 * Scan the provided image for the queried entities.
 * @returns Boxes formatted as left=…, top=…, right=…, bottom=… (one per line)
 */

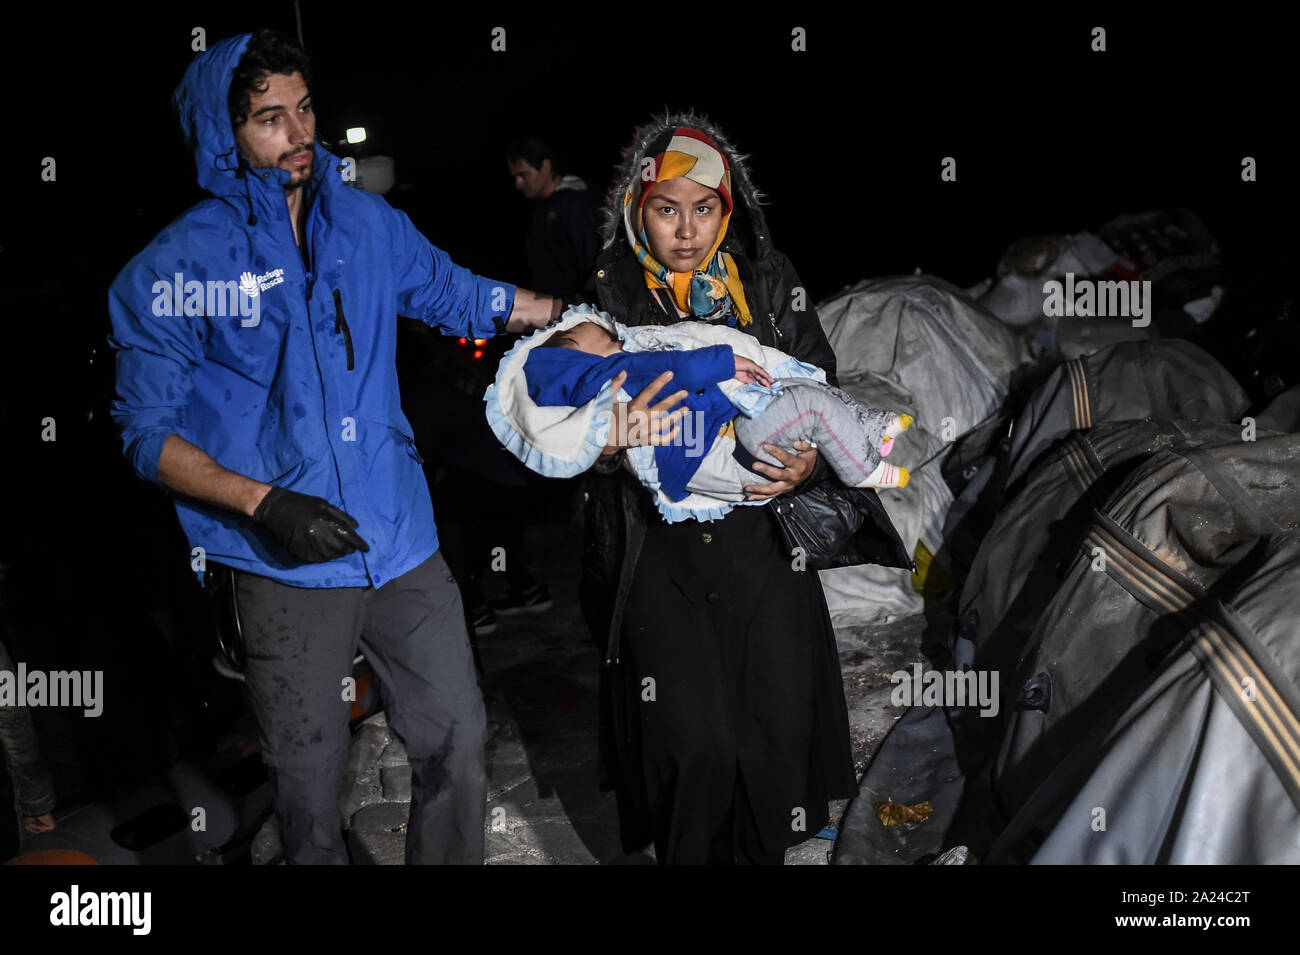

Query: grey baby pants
left=686, top=378, right=895, bottom=498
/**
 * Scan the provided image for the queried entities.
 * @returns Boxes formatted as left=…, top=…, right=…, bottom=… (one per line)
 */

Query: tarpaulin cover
left=815, top=276, right=1030, bottom=624
left=942, top=339, right=1251, bottom=576
left=835, top=339, right=1296, bottom=864
left=988, top=431, right=1300, bottom=863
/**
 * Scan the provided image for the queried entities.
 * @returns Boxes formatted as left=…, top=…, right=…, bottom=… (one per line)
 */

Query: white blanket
left=484, top=304, right=826, bottom=522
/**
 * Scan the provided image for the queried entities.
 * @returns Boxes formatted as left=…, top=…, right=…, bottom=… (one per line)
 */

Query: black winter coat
left=576, top=113, right=894, bottom=854
left=579, top=126, right=841, bottom=665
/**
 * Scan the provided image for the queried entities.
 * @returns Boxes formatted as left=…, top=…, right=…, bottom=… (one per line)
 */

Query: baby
left=516, top=318, right=912, bottom=510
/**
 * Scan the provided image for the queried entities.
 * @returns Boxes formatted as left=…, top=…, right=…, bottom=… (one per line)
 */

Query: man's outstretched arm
left=390, top=208, right=560, bottom=338
left=505, top=288, right=562, bottom=333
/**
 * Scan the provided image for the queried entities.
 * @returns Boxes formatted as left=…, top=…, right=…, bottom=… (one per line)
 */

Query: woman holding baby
left=581, top=115, right=857, bottom=864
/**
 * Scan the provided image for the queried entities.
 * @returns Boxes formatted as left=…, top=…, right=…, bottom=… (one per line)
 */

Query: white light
left=345, top=127, right=367, bottom=144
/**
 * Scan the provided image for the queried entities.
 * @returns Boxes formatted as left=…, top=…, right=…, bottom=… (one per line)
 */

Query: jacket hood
left=172, top=33, right=336, bottom=209
left=599, top=111, right=773, bottom=259
left=172, top=34, right=256, bottom=198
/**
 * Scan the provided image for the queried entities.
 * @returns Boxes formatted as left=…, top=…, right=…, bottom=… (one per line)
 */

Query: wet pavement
left=250, top=505, right=950, bottom=865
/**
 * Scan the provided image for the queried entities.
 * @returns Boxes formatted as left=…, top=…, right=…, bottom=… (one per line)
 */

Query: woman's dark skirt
left=606, top=502, right=857, bottom=863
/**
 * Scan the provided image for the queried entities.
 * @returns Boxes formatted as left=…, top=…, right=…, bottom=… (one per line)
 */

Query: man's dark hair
left=506, top=136, right=566, bottom=177
left=228, top=29, right=313, bottom=129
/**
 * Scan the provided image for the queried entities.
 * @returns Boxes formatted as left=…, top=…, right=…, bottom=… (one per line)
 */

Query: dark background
left=0, top=6, right=1294, bottom=845
left=6, top=9, right=1295, bottom=296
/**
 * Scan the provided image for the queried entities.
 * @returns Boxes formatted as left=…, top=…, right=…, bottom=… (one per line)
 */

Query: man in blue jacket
left=107, top=29, right=561, bottom=864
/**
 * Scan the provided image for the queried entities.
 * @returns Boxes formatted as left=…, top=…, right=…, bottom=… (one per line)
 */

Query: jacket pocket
left=387, top=424, right=424, bottom=465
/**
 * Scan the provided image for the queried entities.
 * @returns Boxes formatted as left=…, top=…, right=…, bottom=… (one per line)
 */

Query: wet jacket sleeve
left=107, top=266, right=203, bottom=485
left=389, top=208, right=517, bottom=339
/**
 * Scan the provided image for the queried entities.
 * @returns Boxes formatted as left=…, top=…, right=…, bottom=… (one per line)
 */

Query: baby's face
left=566, top=321, right=624, bottom=357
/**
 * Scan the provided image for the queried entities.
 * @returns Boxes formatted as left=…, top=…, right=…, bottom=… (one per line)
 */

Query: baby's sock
left=861, top=460, right=910, bottom=489
left=878, top=413, right=914, bottom=458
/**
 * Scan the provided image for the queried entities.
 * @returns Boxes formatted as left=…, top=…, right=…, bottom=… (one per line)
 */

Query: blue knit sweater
left=523, top=344, right=737, bottom=501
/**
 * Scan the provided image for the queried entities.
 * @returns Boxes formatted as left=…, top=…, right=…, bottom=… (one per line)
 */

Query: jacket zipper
left=768, top=311, right=783, bottom=343
left=332, top=289, right=355, bottom=371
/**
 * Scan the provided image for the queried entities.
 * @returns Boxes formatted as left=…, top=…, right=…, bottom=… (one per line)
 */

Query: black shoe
left=470, top=604, right=498, bottom=635
left=490, top=583, right=553, bottom=616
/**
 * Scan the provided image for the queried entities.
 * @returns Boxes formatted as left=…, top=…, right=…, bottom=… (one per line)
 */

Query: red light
left=458, top=337, right=467, bottom=345
left=473, top=339, right=487, bottom=346
left=473, top=349, right=484, bottom=360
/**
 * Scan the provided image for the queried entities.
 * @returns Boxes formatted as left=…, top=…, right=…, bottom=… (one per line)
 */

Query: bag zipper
left=332, top=288, right=355, bottom=370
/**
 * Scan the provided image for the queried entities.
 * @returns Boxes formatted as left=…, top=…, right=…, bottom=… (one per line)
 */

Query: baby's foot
left=863, top=460, right=910, bottom=489
left=879, top=413, right=913, bottom=457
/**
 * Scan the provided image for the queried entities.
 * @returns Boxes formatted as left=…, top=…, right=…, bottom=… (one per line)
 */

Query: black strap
left=204, top=562, right=247, bottom=673
left=1170, top=443, right=1279, bottom=537
left=731, top=436, right=761, bottom=472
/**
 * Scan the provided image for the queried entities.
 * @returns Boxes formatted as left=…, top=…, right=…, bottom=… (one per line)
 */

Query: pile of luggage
left=821, top=209, right=1300, bottom=864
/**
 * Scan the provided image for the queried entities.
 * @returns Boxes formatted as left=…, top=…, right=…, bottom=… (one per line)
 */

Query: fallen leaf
left=875, top=800, right=933, bottom=826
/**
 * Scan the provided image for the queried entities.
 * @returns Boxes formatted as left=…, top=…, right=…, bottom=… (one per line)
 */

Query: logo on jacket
left=239, top=268, right=286, bottom=297
left=236, top=269, right=284, bottom=326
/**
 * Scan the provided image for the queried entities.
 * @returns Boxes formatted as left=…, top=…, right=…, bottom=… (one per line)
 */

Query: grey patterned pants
left=688, top=378, right=896, bottom=497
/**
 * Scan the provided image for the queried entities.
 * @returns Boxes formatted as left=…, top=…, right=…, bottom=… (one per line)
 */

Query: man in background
left=507, top=137, right=601, bottom=300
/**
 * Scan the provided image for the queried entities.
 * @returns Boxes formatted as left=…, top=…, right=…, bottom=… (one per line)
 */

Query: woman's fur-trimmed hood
left=598, top=111, right=773, bottom=260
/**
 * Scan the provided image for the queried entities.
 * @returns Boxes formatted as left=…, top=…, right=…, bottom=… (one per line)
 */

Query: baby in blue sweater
left=522, top=320, right=911, bottom=505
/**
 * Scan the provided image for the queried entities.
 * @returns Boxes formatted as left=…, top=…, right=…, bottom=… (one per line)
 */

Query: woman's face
left=641, top=177, right=724, bottom=273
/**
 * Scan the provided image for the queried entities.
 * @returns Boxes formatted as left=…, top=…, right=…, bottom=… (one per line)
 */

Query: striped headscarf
left=622, top=127, right=753, bottom=327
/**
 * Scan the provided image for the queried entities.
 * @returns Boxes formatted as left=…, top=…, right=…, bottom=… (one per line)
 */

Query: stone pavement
left=253, top=509, right=950, bottom=865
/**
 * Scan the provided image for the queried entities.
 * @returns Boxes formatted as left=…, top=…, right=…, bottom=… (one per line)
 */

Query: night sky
left=6, top=8, right=1295, bottom=297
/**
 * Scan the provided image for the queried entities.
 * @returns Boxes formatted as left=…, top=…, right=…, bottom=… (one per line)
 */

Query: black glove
left=253, top=486, right=370, bottom=563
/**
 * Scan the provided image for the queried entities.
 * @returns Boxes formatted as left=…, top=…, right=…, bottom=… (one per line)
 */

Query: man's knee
left=393, top=693, right=487, bottom=766
left=256, top=706, right=351, bottom=765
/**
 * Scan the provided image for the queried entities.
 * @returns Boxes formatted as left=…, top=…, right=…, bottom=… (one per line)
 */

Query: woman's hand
left=743, top=440, right=819, bottom=500
left=599, top=370, right=690, bottom=459
left=734, top=356, right=773, bottom=387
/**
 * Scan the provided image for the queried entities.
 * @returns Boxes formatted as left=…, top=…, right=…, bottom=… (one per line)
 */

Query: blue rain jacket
left=107, top=33, right=516, bottom=588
